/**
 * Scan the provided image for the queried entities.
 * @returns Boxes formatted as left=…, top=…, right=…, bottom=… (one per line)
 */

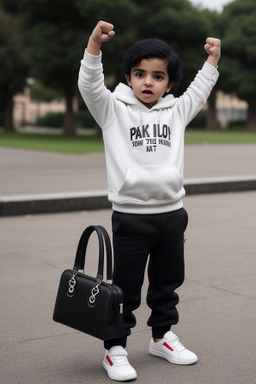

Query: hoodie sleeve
left=78, top=50, right=115, bottom=130
left=176, top=62, right=219, bottom=127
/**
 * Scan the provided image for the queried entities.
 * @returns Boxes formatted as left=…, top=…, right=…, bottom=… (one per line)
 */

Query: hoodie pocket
left=118, top=164, right=183, bottom=203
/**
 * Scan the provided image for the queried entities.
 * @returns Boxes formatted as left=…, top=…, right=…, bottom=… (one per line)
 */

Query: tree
left=200, top=8, right=222, bottom=131
left=0, top=8, right=28, bottom=131
left=221, top=0, right=256, bottom=131
left=2, top=0, right=138, bottom=136
left=2, top=0, right=88, bottom=136
left=130, top=0, right=222, bottom=130
left=29, top=80, right=62, bottom=122
left=73, top=0, right=140, bottom=92
left=30, top=81, right=62, bottom=103
left=131, top=0, right=209, bottom=95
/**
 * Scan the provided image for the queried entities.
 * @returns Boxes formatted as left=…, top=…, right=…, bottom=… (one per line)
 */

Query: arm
left=205, top=37, right=221, bottom=68
left=78, top=21, right=116, bottom=129
left=176, top=38, right=221, bottom=126
left=87, top=20, right=115, bottom=56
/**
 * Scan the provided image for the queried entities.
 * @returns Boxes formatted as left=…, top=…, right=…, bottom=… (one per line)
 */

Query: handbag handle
left=97, top=225, right=112, bottom=280
left=73, top=225, right=113, bottom=281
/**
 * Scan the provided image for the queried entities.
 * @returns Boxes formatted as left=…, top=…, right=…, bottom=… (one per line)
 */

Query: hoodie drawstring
left=134, top=104, right=163, bottom=130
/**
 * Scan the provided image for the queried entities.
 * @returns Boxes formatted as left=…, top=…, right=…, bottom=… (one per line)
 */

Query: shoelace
left=167, top=335, right=185, bottom=352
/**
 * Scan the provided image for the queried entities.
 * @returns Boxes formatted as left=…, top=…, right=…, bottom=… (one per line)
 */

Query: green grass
left=0, top=131, right=105, bottom=154
left=185, top=129, right=256, bottom=144
left=0, top=129, right=256, bottom=154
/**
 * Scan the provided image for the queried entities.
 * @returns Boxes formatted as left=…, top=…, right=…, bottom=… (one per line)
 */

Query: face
left=125, top=58, right=174, bottom=109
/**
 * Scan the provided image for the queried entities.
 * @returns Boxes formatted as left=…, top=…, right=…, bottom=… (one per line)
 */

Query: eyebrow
left=133, top=69, right=167, bottom=76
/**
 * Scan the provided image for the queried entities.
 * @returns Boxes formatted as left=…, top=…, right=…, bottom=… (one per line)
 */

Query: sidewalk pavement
left=0, top=144, right=256, bottom=383
left=1, top=193, right=256, bottom=384
left=1, top=144, right=256, bottom=215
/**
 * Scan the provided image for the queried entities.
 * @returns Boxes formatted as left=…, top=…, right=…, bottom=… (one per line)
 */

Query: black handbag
left=53, top=225, right=124, bottom=341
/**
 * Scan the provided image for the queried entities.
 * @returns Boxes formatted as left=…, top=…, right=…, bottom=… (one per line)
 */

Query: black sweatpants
left=104, top=208, right=188, bottom=350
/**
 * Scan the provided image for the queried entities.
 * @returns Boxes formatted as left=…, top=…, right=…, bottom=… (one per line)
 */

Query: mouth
left=142, top=90, right=153, bottom=98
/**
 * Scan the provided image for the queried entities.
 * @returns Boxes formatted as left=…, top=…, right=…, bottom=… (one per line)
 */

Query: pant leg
left=146, top=208, right=188, bottom=339
left=104, top=211, right=157, bottom=350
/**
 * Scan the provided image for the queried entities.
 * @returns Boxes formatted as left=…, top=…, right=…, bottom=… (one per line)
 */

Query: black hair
left=120, top=38, right=182, bottom=94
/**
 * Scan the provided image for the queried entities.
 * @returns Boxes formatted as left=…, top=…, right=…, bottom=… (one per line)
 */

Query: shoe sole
left=102, top=361, right=137, bottom=381
left=149, top=349, right=198, bottom=365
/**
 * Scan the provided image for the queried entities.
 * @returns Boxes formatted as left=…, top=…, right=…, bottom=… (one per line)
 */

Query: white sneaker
left=149, top=331, right=198, bottom=365
left=103, top=346, right=137, bottom=381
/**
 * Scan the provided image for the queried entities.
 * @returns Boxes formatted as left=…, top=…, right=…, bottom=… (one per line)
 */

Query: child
left=78, top=20, right=221, bottom=382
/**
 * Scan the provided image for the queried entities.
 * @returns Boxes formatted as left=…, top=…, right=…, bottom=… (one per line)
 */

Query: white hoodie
left=78, top=50, right=219, bottom=214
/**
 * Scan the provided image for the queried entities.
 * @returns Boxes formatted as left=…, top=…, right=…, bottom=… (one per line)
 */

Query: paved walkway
left=0, top=144, right=256, bottom=383
left=1, top=193, right=256, bottom=384
left=1, top=144, right=256, bottom=195
left=1, top=144, right=256, bottom=216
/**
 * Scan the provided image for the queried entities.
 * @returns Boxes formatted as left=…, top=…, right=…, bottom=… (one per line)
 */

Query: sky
left=188, top=0, right=234, bottom=12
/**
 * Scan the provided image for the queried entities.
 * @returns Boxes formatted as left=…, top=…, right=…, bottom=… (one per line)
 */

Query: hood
left=113, top=82, right=177, bottom=111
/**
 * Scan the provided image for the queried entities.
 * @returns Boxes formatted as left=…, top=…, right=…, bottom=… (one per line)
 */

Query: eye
left=135, top=72, right=144, bottom=78
left=154, top=75, right=164, bottom=81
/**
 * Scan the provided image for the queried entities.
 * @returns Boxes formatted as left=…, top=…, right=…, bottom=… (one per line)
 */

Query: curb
left=1, top=176, right=256, bottom=217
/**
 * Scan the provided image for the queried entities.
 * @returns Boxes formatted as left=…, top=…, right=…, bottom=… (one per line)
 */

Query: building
left=216, top=91, right=248, bottom=128
left=13, top=87, right=67, bottom=127
left=13, top=88, right=247, bottom=128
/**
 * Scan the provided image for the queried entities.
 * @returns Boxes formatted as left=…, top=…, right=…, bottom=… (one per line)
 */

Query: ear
left=166, top=81, right=175, bottom=93
left=125, top=74, right=132, bottom=87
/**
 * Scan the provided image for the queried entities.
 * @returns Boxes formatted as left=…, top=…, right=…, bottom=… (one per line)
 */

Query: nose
left=144, top=75, right=153, bottom=87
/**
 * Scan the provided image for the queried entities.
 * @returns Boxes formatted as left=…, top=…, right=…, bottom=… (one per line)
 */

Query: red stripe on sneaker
left=106, top=355, right=113, bottom=366
left=163, top=342, right=174, bottom=351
